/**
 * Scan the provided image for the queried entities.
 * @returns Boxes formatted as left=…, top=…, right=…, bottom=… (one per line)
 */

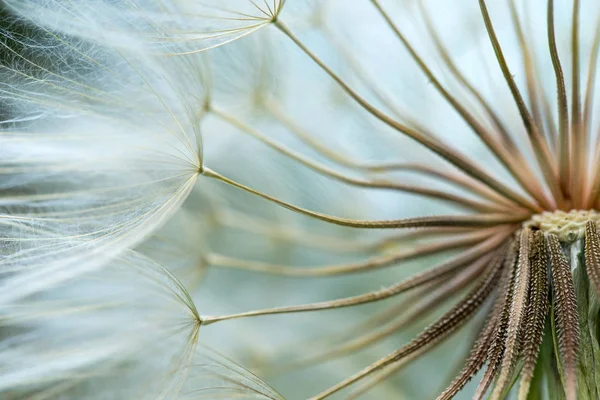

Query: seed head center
left=523, top=209, right=600, bottom=242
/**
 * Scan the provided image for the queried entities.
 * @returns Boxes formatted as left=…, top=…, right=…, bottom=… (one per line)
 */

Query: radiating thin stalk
left=418, top=0, right=519, bottom=153
left=479, top=0, right=562, bottom=209
left=200, top=234, right=511, bottom=325
left=211, top=108, right=502, bottom=212
left=548, top=0, right=571, bottom=201
left=319, top=25, right=437, bottom=137
left=274, top=19, right=543, bottom=212
left=344, top=344, right=431, bottom=400
left=206, top=228, right=497, bottom=277
left=263, top=278, right=447, bottom=376
left=283, top=258, right=486, bottom=368
left=518, top=230, right=549, bottom=400
left=213, top=208, right=378, bottom=253
left=308, top=250, right=504, bottom=400
left=372, top=0, right=554, bottom=211
left=371, top=0, right=553, bottom=210
left=508, top=0, right=557, bottom=155
left=582, top=17, right=600, bottom=206
left=570, top=0, right=584, bottom=207
left=436, top=303, right=500, bottom=400
left=202, top=167, right=530, bottom=229
left=267, top=100, right=516, bottom=210
left=547, top=233, right=580, bottom=400
left=369, top=227, right=479, bottom=252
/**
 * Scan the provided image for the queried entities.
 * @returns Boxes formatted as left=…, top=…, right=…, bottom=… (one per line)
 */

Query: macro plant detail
left=4, top=0, right=600, bottom=399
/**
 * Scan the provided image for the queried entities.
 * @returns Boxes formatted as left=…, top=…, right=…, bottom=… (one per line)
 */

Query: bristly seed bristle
left=437, top=243, right=515, bottom=400
left=547, top=233, right=580, bottom=400
left=489, top=230, right=532, bottom=400
left=518, top=230, right=549, bottom=400
left=474, top=240, right=518, bottom=399
left=585, top=221, right=600, bottom=295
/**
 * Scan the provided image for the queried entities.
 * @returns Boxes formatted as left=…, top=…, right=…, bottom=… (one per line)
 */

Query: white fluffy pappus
left=0, top=23, right=206, bottom=302
left=0, top=249, right=283, bottom=399
left=0, top=250, right=199, bottom=398
left=3, top=0, right=285, bottom=56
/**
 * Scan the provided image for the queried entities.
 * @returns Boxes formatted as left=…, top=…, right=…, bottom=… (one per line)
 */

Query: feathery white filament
left=0, top=26, right=204, bottom=301
left=3, top=0, right=284, bottom=55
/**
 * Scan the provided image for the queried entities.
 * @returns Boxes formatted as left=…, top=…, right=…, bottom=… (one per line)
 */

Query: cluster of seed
left=523, top=210, right=600, bottom=242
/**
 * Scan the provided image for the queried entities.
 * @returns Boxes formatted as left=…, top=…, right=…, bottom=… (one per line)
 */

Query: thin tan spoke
left=474, top=239, right=519, bottom=399
left=478, top=0, right=562, bottom=209
left=319, top=26, right=437, bottom=137
left=436, top=303, right=500, bottom=400
left=370, top=0, right=550, bottom=210
left=308, top=250, right=505, bottom=400
left=200, top=232, right=512, bottom=326
left=206, top=228, right=497, bottom=277
left=344, top=343, right=432, bottom=400
left=585, top=221, right=600, bottom=296
left=582, top=19, right=600, bottom=206
left=509, top=0, right=554, bottom=153
left=570, top=0, right=584, bottom=207
left=273, top=258, right=486, bottom=370
left=212, top=208, right=379, bottom=254
left=202, top=167, right=530, bottom=229
left=268, top=91, right=517, bottom=210
left=262, top=279, right=446, bottom=376
left=490, top=229, right=531, bottom=399
left=418, top=0, right=518, bottom=153
left=211, top=108, right=503, bottom=212
left=274, top=19, right=543, bottom=212
left=548, top=0, right=572, bottom=201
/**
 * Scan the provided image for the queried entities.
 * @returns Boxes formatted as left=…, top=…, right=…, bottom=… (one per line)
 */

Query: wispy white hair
left=0, top=249, right=283, bottom=399
left=3, top=0, right=285, bottom=55
left=0, top=251, right=199, bottom=397
left=0, top=20, right=206, bottom=302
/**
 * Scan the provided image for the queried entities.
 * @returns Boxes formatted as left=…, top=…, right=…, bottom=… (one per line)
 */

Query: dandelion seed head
left=8, top=0, right=600, bottom=398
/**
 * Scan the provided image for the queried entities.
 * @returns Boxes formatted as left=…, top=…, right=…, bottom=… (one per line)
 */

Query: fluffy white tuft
left=0, top=24, right=205, bottom=301
left=0, top=250, right=200, bottom=399
left=3, top=0, right=285, bottom=55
